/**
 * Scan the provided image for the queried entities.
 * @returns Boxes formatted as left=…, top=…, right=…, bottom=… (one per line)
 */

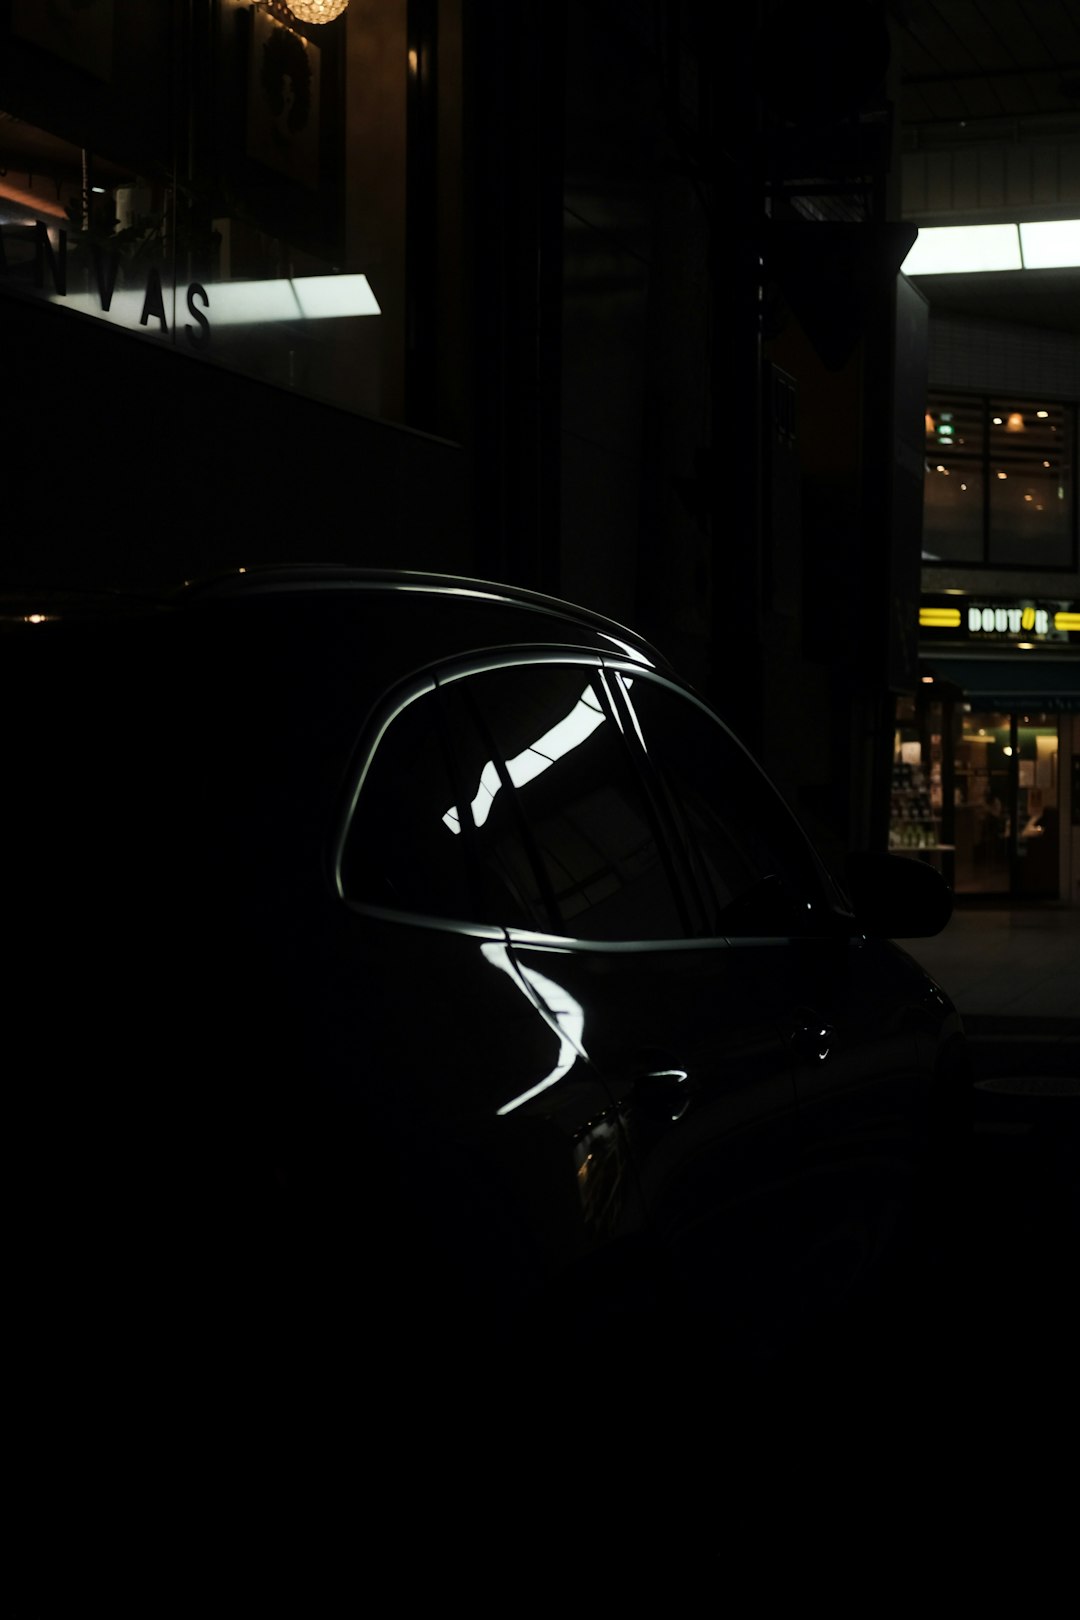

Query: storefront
left=0, top=2, right=501, bottom=591
left=901, top=593, right=1080, bottom=902
left=0, top=1, right=464, bottom=432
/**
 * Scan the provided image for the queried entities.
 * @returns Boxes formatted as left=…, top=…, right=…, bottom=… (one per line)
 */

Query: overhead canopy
left=925, top=656, right=1080, bottom=713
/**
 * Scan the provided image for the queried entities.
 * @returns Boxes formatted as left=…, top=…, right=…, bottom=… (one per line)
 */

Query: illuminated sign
left=0, top=217, right=380, bottom=350
left=968, top=606, right=1050, bottom=635
left=919, top=596, right=1080, bottom=645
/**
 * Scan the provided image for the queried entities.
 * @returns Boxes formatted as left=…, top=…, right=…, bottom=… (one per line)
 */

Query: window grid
left=924, top=391, right=1078, bottom=571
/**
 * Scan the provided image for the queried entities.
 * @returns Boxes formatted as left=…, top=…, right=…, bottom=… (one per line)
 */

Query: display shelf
left=889, top=758, right=940, bottom=848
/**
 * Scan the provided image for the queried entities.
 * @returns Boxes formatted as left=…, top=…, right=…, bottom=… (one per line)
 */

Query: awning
left=921, top=655, right=1080, bottom=712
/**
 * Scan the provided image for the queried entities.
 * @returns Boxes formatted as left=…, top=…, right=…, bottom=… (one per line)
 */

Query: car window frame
left=601, top=664, right=847, bottom=938
left=331, top=647, right=849, bottom=945
left=446, top=655, right=700, bottom=939
left=332, top=647, right=708, bottom=943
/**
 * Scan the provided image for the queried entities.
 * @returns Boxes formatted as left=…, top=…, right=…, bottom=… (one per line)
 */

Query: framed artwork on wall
left=247, top=8, right=321, bottom=190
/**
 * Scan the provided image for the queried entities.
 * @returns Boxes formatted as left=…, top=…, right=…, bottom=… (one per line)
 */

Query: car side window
left=442, top=663, right=689, bottom=941
left=339, top=685, right=480, bottom=921
left=614, top=673, right=829, bottom=935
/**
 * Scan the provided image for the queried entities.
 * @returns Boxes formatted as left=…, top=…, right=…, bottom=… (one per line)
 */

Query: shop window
left=923, top=396, right=985, bottom=563
left=891, top=696, right=944, bottom=855
left=0, top=1, right=461, bottom=437
left=988, top=401, right=1074, bottom=567
left=947, top=708, right=1061, bottom=898
left=924, top=392, right=1077, bottom=570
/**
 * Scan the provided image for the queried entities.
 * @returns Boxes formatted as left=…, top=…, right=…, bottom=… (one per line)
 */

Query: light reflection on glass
left=444, top=682, right=606, bottom=834
left=573, top=1109, right=627, bottom=1234
left=49, top=272, right=381, bottom=330
left=598, top=669, right=624, bottom=734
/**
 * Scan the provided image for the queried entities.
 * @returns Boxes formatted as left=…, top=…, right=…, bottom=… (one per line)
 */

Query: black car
left=7, top=566, right=967, bottom=1396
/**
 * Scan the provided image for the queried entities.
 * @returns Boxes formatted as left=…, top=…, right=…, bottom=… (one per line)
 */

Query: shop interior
left=892, top=692, right=1061, bottom=899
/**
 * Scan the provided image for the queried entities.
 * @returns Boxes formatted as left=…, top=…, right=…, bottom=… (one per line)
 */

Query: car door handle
left=632, top=1067, right=692, bottom=1122
left=788, top=1010, right=835, bottom=1063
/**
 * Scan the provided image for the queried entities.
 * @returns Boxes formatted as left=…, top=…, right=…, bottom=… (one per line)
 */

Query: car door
left=436, top=654, right=805, bottom=1362
left=613, top=667, right=930, bottom=1328
left=324, top=662, right=650, bottom=1359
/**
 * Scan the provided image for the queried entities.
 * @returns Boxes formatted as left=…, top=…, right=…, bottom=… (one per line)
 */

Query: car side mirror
left=843, top=851, right=953, bottom=938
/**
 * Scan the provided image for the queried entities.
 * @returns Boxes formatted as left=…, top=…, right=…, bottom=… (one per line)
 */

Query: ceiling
left=902, top=262, right=1080, bottom=332
left=888, top=2, right=1080, bottom=331
left=4, top=3, right=1080, bottom=331
left=890, top=0, right=1080, bottom=144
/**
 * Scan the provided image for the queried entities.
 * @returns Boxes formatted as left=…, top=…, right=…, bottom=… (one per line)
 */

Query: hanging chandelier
left=283, top=0, right=349, bottom=23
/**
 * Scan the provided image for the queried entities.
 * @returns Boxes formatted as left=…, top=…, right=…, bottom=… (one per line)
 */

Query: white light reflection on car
left=597, top=633, right=653, bottom=667
left=613, top=673, right=645, bottom=750
left=443, top=682, right=607, bottom=834
left=481, top=943, right=588, bottom=1116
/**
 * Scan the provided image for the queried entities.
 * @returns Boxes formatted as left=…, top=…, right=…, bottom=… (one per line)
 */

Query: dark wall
left=557, top=1, right=714, bottom=694
left=0, top=292, right=470, bottom=590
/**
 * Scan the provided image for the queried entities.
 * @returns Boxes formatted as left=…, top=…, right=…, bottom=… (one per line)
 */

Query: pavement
left=20, top=902, right=1074, bottom=1578
left=899, top=900, right=1080, bottom=1029
left=900, top=901, right=1079, bottom=1094
left=634, top=904, right=1080, bottom=1408
left=856, top=902, right=1080, bottom=1387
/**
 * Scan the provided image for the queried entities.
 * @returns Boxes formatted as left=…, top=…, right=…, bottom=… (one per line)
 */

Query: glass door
left=953, top=711, right=1012, bottom=894
left=953, top=710, right=1061, bottom=897
left=1015, top=713, right=1060, bottom=897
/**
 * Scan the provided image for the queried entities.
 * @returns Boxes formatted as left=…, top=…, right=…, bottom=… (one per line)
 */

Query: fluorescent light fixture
left=903, top=218, right=1080, bottom=276
left=1018, top=219, right=1080, bottom=268
left=902, top=224, right=1022, bottom=276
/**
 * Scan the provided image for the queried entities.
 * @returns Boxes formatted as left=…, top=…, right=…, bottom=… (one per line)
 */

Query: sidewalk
left=899, top=903, right=1080, bottom=1026
left=901, top=902, right=1079, bottom=1250
left=900, top=902, right=1079, bottom=1092
left=841, top=905, right=1080, bottom=1381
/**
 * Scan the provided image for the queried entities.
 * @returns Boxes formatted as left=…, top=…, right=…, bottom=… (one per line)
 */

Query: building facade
left=902, top=123, right=1080, bottom=907
left=1, top=1, right=951, bottom=887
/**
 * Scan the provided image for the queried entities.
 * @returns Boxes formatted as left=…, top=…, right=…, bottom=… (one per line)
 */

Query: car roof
left=182, top=565, right=668, bottom=663
left=2, top=563, right=676, bottom=696
left=1, top=564, right=690, bottom=920
left=0, top=563, right=671, bottom=672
